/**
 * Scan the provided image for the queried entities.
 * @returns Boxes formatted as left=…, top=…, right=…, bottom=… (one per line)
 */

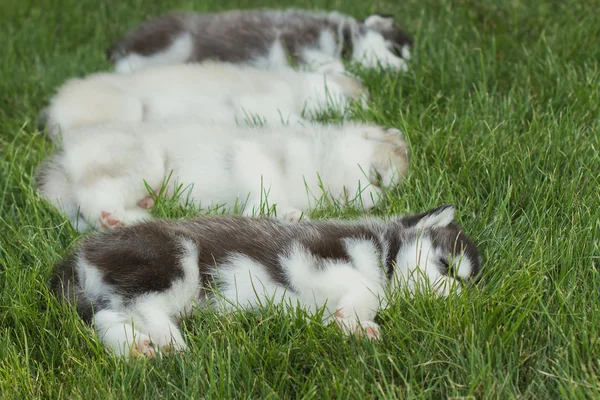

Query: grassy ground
left=1, top=0, right=599, bottom=398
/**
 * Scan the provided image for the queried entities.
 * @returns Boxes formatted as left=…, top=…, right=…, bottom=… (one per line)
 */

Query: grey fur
left=108, top=9, right=413, bottom=68
left=51, top=207, right=482, bottom=324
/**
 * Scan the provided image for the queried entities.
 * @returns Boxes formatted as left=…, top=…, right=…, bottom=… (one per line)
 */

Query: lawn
left=1, top=0, right=599, bottom=398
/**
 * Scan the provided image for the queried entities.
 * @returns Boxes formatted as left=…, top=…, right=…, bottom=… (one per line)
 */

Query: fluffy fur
left=36, top=121, right=409, bottom=231
left=40, top=61, right=365, bottom=142
left=51, top=206, right=482, bottom=358
left=107, top=9, right=413, bottom=74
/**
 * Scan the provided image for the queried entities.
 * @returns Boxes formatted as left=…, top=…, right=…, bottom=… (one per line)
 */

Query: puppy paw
left=99, top=211, right=121, bottom=229
left=136, top=194, right=155, bottom=210
left=129, top=338, right=157, bottom=359
left=279, top=207, right=309, bottom=222
left=99, top=209, right=151, bottom=229
left=355, top=321, right=381, bottom=341
left=334, top=311, right=381, bottom=341
left=330, top=74, right=365, bottom=99
left=334, top=310, right=359, bottom=335
left=159, top=340, right=187, bottom=355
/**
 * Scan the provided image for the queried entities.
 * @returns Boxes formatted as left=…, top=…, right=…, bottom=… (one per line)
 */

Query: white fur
left=81, top=229, right=465, bottom=356
left=70, top=207, right=477, bottom=357
left=93, top=310, right=146, bottom=357
left=93, top=238, right=200, bottom=356
left=300, top=30, right=345, bottom=73
left=43, top=62, right=364, bottom=142
left=77, top=257, right=110, bottom=305
left=281, top=240, right=384, bottom=321
left=86, top=238, right=391, bottom=356
left=401, top=45, right=411, bottom=61
left=393, top=237, right=458, bottom=297
left=416, top=206, right=455, bottom=230
left=392, top=206, right=470, bottom=296
left=38, top=121, right=408, bottom=231
left=253, top=40, right=291, bottom=70
left=210, top=254, right=301, bottom=312
left=353, top=31, right=408, bottom=71
left=364, top=15, right=395, bottom=30
left=111, top=11, right=410, bottom=74
left=115, top=33, right=195, bottom=74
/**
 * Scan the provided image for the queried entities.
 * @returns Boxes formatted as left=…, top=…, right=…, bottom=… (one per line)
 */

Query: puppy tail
left=42, top=75, right=144, bottom=140
left=50, top=253, right=96, bottom=324
left=35, top=154, right=89, bottom=232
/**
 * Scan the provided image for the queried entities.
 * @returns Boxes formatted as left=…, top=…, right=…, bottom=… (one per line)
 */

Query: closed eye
left=440, top=257, right=465, bottom=283
left=371, top=170, right=383, bottom=188
left=439, top=258, right=450, bottom=272
left=389, top=44, right=405, bottom=58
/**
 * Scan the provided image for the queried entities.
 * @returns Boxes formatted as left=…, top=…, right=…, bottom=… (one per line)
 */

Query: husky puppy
left=51, top=206, right=482, bottom=357
left=40, top=62, right=365, bottom=142
left=108, top=9, right=413, bottom=74
left=36, top=120, right=409, bottom=231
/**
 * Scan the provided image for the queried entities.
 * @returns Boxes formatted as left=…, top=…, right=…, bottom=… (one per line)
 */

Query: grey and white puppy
left=108, top=9, right=414, bottom=74
left=52, top=206, right=482, bottom=358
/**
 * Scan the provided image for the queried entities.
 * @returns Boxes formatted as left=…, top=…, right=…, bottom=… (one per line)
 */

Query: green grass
left=1, top=0, right=599, bottom=397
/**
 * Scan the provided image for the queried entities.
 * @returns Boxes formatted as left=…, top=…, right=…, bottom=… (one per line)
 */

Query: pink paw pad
left=283, top=209, right=308, bottom=222
left=363, top=326, right=380, bottom=341
left=357, top=322, right=381, bottom=341
left=99, top=211, right=121, bottom=228
left=130, top=339, right=156, bottom=359
left=136, top=195, right=155, bottom=210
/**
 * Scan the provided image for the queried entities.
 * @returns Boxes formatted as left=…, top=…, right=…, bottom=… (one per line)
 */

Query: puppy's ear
left=364, top=14, right=395, bottom=30
left=401, top=205, right=455, bottom=229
